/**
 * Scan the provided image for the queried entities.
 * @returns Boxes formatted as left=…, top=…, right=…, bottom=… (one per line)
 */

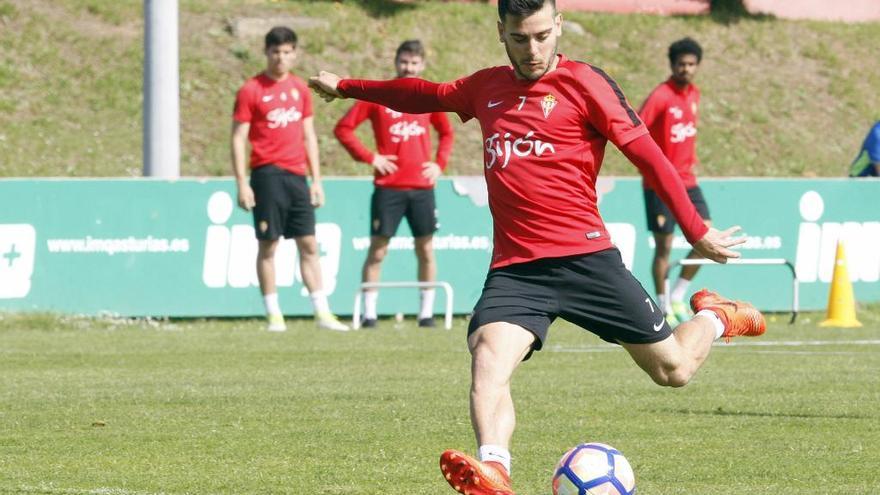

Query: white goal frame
left=352, top=281, right=454, bottom=330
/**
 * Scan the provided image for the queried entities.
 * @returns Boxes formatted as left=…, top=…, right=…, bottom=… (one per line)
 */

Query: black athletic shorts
left=370, top=186, right=438, bottom=238
left=644, top=186, right=711, bottom=234
left=250, top=164, right=315, bottom=240
left=468, top=248, right=673, bottom=359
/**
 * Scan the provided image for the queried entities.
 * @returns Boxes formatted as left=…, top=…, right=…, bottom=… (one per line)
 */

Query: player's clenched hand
left=310, top=181, right=325, bottom=208
left=421, top=162, right=442, bottom=184
left=308, top=71, right=344, bottom=102
left=693, top=226, right=745, bottom=263
left=237, top=183, right=256, bottom=211
left=371, top=154, right=398, bottom=175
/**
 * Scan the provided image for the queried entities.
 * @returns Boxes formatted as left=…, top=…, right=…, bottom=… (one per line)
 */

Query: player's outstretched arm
left=310, top=72, right=451, bottom=115
left=693, top=226, right=746, bottom=264
left=308, top=71, right=344, bottom=102
left=622, top=135, right=745, bottom=263
left=621, top=134, right=708, bottom=242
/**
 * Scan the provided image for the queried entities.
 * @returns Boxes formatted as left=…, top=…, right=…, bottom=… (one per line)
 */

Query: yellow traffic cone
left=820, top=240, right=862, bottom=328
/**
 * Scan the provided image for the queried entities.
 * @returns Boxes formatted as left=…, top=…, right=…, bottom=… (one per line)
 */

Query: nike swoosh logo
left=262, top=95, right=274, bottom=102
left=653, top=320, right=665, bottom=332
left=487, top=100, right=503, bottom=108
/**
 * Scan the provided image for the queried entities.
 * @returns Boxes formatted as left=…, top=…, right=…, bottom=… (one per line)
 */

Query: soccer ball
left=552, top=443, right=636, bottom=495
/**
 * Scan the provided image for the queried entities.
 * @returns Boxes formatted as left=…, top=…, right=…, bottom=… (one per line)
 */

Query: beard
left=673, top=73, right=693, bottom=86
left=504, top=41, right=558, bottom=81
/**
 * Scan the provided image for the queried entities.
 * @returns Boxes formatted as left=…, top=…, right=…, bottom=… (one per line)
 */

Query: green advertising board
left=0, top=178, right=877, bottom=317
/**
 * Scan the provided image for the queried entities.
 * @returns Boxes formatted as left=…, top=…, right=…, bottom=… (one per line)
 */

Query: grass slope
left=0, top=0, right=878, bottom=178
left=1, top=310, right=879, bottom=494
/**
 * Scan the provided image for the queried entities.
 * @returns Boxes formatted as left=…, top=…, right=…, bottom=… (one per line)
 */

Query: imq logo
left=201, top=191, right=342, bottom=294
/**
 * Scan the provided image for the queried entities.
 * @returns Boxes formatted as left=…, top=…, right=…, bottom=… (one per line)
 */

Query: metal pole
left=143, top=0, right=180, bottom=178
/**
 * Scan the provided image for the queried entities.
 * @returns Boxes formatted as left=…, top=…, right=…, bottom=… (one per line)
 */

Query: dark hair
left=395, top=39, right=425, bottom=60
left=498, top=0, right=555, bottom=20
left=265, top=26, right=297, bottom=50
left=668, top=37, right=702, bottom=65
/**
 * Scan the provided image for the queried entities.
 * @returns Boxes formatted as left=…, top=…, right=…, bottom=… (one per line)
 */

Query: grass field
left=1, top=0, right=879, bottom=177
left=2, top=310, right=879, bottom=494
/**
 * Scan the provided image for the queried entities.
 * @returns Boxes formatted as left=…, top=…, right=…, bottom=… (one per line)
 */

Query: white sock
left=478, top=444, right=511, bottom=475
left=657, top=293, right=668, bottom=313
left=263, top=293, right=281, bottom=316
left=670, top=278, right=692, bottom=303
left=418, top=288, right=435, bottom=319
left=310, top=289, right=331, bottom=314
left=364, top=290, right=378, bottom=319
left=696, top=309, right=725, bottom=339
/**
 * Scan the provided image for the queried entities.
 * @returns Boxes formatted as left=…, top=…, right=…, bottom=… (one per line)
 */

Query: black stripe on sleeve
left=588, top=65, right=642, bottom=127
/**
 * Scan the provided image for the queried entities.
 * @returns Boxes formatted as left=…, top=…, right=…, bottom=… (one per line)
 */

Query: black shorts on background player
left=644, top=186, right=710, bottom=234
left=370, top=186, right=437, bottom=238
left=250, top=164, right=316, bottom=240
left=468, top=248, right=672, bottom=359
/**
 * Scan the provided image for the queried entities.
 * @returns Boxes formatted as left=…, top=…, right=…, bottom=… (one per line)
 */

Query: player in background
left=231, top=26, right=349, bottom=332
left=310, top=1, right=766, bottom=494
left=639, top=37, right=711, bottom=327
left=334, top=40, right=454, bottom=328
left=849, top=120, right=880, bottom=177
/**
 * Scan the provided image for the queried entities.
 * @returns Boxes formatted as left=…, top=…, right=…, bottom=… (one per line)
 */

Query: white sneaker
left=316, top=311, right=350, bottom=332
left=266, top=313, right=287, bottom=332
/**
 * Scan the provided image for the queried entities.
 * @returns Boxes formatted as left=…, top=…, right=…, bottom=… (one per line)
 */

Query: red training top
left=334, top=101, right=454, bottom=189
left=339, top=55, right=708, bottom=269
left=639, top=78, right=700, bottom=189
left=233, top=73, right=313, bottom=175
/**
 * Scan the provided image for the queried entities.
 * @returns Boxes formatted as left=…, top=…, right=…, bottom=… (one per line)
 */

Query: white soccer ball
left=552, top=442, right=636, bottom=495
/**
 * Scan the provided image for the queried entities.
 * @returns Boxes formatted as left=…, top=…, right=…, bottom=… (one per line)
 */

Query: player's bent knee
left=660, top=369, right=693, bottom=388
left=649, top=363, right=694, bottom=388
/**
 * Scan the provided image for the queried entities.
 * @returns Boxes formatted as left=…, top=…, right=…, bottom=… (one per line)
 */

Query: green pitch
left=1, top=311, right=879, bottom=494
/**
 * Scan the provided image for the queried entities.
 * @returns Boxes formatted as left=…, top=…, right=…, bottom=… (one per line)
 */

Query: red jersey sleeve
left=339, top=77, right=446, bottom=114
left=621, top=133, right=708, bottom=243
left=430, top=112, right=454, bottom=169
left=232, top=83, right=254, bottom=123
left=435, top=71, right=486, bottom=123
left=581, top=65, right=648, bottom=147
left=334, top=101, right=376, bottom=165
left=338, top=71, right=483, bottom=123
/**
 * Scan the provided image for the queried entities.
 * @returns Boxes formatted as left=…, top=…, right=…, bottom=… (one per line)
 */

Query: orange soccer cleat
left=690, top=289, right=767, bottom=341
left=440, top=450, right=514, bottom=495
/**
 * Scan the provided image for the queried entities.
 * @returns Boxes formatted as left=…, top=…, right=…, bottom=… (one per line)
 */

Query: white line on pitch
left=744, top=350, right=864, bottom=355
left=546, top=339, right=880, bottom=353
left=15, top=485, right=171, bottom=495
left=719, top=339, right=880, bottom=347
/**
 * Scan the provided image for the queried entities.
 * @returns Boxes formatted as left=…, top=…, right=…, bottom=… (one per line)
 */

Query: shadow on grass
left=656, top=407, right=872, bottom=420
left=310, top=0, right=418, bottom=18
left=707, top=0, right=775, bottom=24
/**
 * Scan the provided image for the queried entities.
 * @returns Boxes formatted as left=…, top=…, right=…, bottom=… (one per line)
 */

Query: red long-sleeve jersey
left=339, top=54, right=707, bottom=268
left=334, top=101, right=453, bottom=189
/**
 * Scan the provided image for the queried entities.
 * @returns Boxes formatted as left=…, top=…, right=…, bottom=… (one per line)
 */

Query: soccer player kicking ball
left=639, top=37, right=712, bottom=327
left=334, top=40, right=454, bottom=328
left=310, top=1, right=766, bottom=494
left=231, top=27, right=349, bottom=332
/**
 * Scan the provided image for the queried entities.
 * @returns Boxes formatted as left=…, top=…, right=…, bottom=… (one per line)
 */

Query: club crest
left=541, top=94, right=557, bottom=119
